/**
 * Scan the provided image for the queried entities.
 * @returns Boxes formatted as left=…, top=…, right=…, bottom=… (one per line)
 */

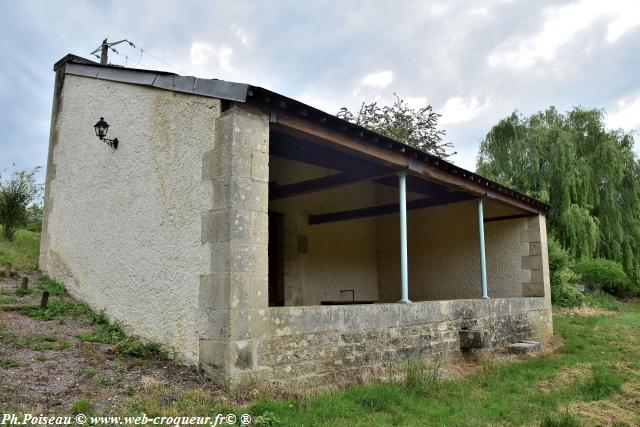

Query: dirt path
left=0, top=274, right=221, bottom=414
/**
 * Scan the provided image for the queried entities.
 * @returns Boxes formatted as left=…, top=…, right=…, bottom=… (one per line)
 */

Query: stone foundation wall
left=255, top=298, right=552, bottom=388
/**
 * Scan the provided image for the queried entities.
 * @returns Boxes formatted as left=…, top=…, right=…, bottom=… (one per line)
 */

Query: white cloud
left=190, top=42, right=234, bottom=74
left=469, top=7, right=490, bottom=17
left=405, top=96, right=428, bottom=109
left=606, top=4, right=640, bottom=42
left=429, top=2, right=451, bottom=17
left=488, top=0, right=640, bottom=69
left=607, top=94, right=640, bottom=131
left=232, top=25, right=250, bottom=47
left=360, top=70, right=394, bottom=88
left=439, top=96, right=491, bottom=125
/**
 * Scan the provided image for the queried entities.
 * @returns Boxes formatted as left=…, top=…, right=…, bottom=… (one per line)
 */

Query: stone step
left=459, top=329, right=489, bottom=349
left=506, top=341, right=542, bottom=355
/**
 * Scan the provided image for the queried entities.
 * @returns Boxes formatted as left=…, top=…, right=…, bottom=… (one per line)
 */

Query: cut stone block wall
left=256, top=297, right=552, bottom=389
left=522, top=215, right=551, bottom=298
left=198, top=104, right=271, bottom=387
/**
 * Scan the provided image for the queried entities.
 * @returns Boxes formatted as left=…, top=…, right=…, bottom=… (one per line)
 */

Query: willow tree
left=477, top=107, right=640, bottom=282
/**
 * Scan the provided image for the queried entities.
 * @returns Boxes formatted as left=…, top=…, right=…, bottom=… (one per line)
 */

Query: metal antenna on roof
left=90, top=38, right=136, bottom=65
left=89, top=38, right=185, bottom=75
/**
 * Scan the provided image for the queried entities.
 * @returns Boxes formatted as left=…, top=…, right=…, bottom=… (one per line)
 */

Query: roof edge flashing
left=58, top=55, right=249, bottom=102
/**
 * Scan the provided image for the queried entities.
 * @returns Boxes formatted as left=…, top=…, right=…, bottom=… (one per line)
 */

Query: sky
left=1, top=0, right=640, bottom=182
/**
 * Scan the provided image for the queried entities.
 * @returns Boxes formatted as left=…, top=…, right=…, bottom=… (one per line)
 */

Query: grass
left=70, top=398, right=94, bottom=415
left=14, top=286, right=34, bottom=296
left=578, top=366, right=625, bottom=401
left=540, top=410, right=582, bottom=427
left=19, top=277, right=167, bottom=358
left=0, top=227, right=40, bottom=271
left=0, top=357, right=24, bottom=368
left=13, top=334, right=70, bottom=351
left=0, top=288, right=18, bottom=304
left=583, top=291, right=623, bottom=311
left=233, top=303, right=640, bottom=426
left=99, top=302, right=640, bottom=426
left=77, top=324, right=125, bottom=344
left=113, top=336, right=166, bottom=358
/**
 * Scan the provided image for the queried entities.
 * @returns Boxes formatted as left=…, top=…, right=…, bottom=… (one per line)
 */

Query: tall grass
left=0, top=226, right=40, bottom=271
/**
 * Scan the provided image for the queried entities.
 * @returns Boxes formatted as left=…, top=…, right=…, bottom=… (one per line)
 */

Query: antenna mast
left=90, top=38, right=136, bottom=65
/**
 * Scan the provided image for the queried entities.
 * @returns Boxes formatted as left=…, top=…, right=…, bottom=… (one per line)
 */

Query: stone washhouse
left=40, top=54, right=553, bottom=389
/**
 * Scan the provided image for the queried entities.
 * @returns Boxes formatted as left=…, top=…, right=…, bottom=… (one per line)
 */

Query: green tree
left=337, top=95, right=455, bottom=159
left=0, top=166, right=42, bottom=241
left=477, top=107, right=640, bottom=283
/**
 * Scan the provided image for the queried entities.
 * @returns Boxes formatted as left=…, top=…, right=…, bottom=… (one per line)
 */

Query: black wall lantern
left=93, top=117, right=118, bottom=149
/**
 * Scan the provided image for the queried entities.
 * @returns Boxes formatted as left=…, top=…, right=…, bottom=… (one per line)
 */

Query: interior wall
left=269, top=157, right=379, bottom=305
left=270, top=157, right=534, bottom=306
left=377, top=197, right=528, bottom=302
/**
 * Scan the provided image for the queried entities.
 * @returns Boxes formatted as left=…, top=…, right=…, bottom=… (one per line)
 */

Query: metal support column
left=398, top=172, right=410, bottom=303
left=477, top=198, right=489, bottom=299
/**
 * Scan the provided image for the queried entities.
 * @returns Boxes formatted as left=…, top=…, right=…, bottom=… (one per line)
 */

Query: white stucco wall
left=42, top=74, right=220, bottom=363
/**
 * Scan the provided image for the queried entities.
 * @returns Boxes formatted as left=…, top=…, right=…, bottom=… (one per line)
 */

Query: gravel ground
left=0, top=274, right=221, bottom=414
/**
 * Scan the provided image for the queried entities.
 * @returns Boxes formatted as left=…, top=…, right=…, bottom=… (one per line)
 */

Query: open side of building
left=40, top=55, right=553, bottom=389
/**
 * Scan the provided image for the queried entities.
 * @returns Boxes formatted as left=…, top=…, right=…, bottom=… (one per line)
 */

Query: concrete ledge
left=268, top=297, right=548, bottom=337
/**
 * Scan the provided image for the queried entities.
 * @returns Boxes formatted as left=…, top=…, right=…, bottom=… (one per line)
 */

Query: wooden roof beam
left=271, top=111, right=543, bottom=214
left=308, top=193, right=475, bottom=225
left=270, top=167, right=392, bottom=200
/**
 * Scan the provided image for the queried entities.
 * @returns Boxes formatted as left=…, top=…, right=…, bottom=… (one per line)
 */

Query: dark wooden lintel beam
left=483, top=213, right=536, bottom=223
left=270, top=168, right=391, bottom=200
left=308, top=193, right=475, bottom=225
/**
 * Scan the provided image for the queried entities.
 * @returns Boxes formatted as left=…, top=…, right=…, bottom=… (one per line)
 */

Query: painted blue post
left=477, top=198, right=489, bottom=299
left=398, top=172, right=410, bottom=303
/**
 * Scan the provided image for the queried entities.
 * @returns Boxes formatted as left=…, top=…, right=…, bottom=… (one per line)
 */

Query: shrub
left=552, top=281, right=584, bottom=308
left=574, top=258, right=636, bottom=297
left=548, top=237, right=583, bottom=308
left=548, top=236, right=571, bottom=275
left=0, top=167, right=42, bottom=241
left=583, top=291, right=622, bottom=311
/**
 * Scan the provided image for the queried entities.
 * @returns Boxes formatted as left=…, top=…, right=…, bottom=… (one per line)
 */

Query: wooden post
left=40, top=291, right=50, bottom=309
left=20, top=277, right=28, bottom=290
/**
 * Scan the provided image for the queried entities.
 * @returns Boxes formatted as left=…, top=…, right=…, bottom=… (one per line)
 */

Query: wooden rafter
left=269, top=111, right=545, bottom=214
left=270, top=167, right=391, bottom=200
left=308, top=193, right=475, bottom=225
left=483, top=213, right=536, bottom=223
